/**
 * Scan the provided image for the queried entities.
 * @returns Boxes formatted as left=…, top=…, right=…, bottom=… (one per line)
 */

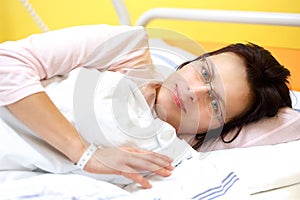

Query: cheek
left=196, top=101, right=221, bottom=132
left=223, top=86, right=252, bottom=121
left=180, top=103, right=211, bottom=134
left=156, top=86, right=179, bottom=117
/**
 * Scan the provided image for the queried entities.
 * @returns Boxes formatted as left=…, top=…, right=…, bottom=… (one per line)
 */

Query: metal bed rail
left=135, top=8, right=300, bottom=27
left=111, top=0, right=300, bottom=27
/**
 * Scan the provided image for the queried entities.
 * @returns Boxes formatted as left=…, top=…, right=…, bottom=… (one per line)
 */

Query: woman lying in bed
left=0, top=24, right=292, bottom=189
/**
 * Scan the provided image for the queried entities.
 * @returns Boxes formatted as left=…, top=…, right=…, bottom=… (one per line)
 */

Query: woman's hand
left=84, top=146, right=174, bottom=189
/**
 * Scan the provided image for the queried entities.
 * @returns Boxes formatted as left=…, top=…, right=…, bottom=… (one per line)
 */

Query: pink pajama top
left=0, top=24, right=152, bottom=106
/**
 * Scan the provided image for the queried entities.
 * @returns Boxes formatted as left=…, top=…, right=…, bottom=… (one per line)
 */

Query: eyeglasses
left=192, top=57, right=224, bottom=125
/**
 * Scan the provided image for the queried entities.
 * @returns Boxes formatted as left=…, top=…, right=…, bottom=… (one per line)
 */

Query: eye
left=201, top=66, right=211, bottom=82
left=211, top=99, right=220, bottom=113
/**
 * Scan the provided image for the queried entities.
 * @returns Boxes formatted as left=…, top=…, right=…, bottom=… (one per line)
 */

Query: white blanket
left=0, top=149, right=251, bottom=200
left=1, top=139, right=300, bottom=199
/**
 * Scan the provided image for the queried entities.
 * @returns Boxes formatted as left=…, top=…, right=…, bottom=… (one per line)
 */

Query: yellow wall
left=1, top=0, right=300, bottom=48
left=1, top=0, right=300, bottom=89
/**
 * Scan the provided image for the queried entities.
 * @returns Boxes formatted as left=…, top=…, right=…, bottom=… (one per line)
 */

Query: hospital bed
left=1, top=0, right=300, bottom=199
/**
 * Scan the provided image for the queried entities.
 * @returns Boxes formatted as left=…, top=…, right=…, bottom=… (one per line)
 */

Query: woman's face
left=155, top=52, right=252, bottom=134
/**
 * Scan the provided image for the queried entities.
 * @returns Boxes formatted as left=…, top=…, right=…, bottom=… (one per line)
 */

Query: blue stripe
left=206, top=178, right=239, bottom=200
left=191, top=172, right=235, bottom=199
left=191, top=172, right=239, bottom=200
left=17, top=194, right=42, bottom=199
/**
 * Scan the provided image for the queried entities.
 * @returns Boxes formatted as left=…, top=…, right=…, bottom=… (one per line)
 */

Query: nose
left=189, top=83, right=210, bottom=102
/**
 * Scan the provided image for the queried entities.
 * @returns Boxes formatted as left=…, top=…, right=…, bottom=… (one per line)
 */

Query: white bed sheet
left=0, top=149, right=251, bottom=200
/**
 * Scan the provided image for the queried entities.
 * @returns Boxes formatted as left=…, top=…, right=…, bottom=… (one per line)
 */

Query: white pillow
left=207, top=107, right=300, bottom=150
left=205, top=139, right=300, bottom=194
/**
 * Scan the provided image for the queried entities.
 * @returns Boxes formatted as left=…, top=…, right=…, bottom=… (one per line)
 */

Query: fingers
left=124, top=147, right=174, bottom=169
left=152, top=166, right=173, bottom=177
left=119, top=157, right=173, bottom=189
left=146, top=153, right=175, bottom=171
left=130, top=149, right=175, bottom=172
left=132, top=148, right=173, bottom=163
left=120, top=170, right=152, bottom=189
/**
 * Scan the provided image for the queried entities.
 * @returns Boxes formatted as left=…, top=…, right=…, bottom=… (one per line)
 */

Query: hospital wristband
left=75, top=143, right=97, bottom=169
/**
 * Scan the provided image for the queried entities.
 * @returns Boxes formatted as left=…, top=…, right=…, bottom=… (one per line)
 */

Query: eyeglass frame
left=177, top=56, right=225, bottom=126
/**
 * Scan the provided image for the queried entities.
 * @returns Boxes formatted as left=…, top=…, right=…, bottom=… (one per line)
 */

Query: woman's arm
left=1, top=25, right=172, bottom=188
left=6, top=92, right=85, bottom=163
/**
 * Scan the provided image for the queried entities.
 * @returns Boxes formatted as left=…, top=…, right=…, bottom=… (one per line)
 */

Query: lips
left=174, top=85, right=187, bottom=113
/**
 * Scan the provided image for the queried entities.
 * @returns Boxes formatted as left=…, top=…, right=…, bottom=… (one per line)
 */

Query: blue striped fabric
left=191, top=172, right=239, bottom=200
